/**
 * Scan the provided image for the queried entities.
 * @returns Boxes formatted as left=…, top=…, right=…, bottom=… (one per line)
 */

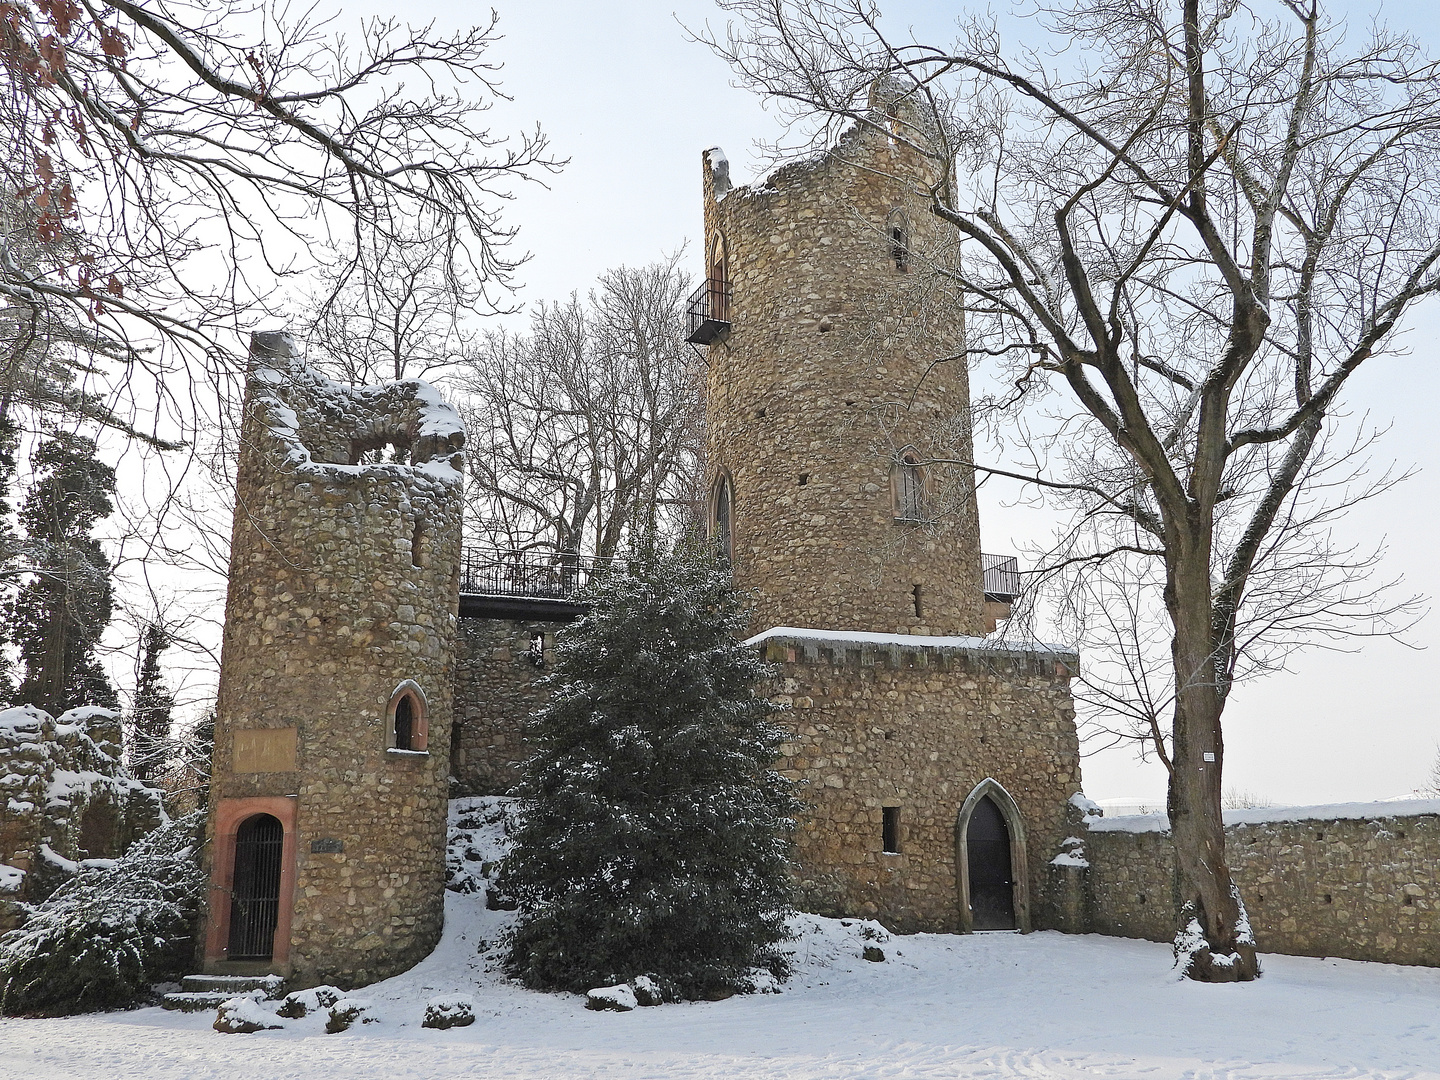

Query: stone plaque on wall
left=233, top=727, right=298, bottom=773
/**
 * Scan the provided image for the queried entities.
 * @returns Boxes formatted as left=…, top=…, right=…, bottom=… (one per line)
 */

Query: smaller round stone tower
left=202, top=331, right=465, bottom=986
left=700, top=82, right=985, bottom=637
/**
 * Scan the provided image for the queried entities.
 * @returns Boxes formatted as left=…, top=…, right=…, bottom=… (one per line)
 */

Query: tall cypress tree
left=128, top=621, right=175, bottom=783
left=499, top=544, right=800, bottom=998
left=14, top=432, right=119, bottom=714
left=0, top=413, right=19, bottom=706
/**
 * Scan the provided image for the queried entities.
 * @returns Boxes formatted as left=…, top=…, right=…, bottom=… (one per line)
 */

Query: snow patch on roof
left=745, top=626, right=1077, bottom=658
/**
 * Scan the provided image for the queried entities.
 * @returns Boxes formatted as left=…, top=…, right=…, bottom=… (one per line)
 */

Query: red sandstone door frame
left=955, top=778, right=1031, bottom=934
left=205, top=796, right=299, bottom=970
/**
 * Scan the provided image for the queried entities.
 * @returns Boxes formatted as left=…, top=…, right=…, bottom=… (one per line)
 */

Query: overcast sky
left=329, top=0, right=1440, bottom=808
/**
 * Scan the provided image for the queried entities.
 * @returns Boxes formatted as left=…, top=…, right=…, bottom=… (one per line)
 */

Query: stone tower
left=700, top=84, right=985, bottom=636
left=696, top=93, right=1084, bottom=933
left=202, top=332, right=465, bottom=986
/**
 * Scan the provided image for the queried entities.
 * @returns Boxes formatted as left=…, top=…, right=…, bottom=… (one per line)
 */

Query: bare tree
left=0, top=0, right=558, bottom=436
left=706, top=0, right=1440, bottom=980
left=460, top=257, right=705, bottom=558
left=1420, top=748, right=1440, bottom=799
left=294, top=225, right=486, bottom=387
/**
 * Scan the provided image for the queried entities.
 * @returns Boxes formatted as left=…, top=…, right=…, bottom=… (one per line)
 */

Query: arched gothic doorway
left=967, top=796, right=1016, bottom=928
left=228, top=813, right=284, bottom=960
left=956, top=778, right=1031, bottom=932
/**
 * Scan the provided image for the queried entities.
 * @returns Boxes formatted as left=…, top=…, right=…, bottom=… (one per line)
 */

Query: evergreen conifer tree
left=0, top=413, right=19, bottom=705
left=128, top=621, right=176, bottom=783
left=14, top=432, right=119, bottom=713
left=499, top=544, right=799, bottom=998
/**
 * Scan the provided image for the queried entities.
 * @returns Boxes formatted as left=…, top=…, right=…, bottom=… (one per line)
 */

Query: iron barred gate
left=228, top=813, right=284, bottom=960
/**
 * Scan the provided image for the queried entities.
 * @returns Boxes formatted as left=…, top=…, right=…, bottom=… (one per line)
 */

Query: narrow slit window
left=895, top=455, right=924, bottom=522
left=887, top=209, right=910, bottom=272
left=882, top=807, right=901, bottom=854
left=912, top=584, right=923, bottom=619
left=712, top=474, right=734, bottom=561
left=411, top=520, right=424, bottom=568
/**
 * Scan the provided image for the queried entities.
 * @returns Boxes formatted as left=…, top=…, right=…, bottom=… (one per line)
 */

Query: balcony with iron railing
left=684, top=277, right=732, bottom=345
left=981, top=553, right=1021, bottom=603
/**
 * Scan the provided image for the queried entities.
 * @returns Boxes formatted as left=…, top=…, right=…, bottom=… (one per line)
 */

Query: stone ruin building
left=0, top=704, right=164, bottom=932
left=198, top=87, right=1436, bottom=986
left=199, top=87, right=1080, bottom=987
left=203, top=331, right=465, bottom=986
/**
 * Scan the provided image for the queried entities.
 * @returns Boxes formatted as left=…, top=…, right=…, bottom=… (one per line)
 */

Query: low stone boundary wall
left=1056, top=799, right=1440, bottom=967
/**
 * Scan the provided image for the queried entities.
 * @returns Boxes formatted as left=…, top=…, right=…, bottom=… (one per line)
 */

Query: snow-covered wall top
left=746, top=626, right=1079, bottom=662
left=1089, top=798, right=1440, bottom=833
left=246, top=330, right=466, bottom=485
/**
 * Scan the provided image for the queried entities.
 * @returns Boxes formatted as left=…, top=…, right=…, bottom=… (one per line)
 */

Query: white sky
left=254, top=0, right=1440, bottom=806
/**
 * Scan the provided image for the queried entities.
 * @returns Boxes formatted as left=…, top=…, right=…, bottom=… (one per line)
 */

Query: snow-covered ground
left=4, top=797, right=1439, bottom=1080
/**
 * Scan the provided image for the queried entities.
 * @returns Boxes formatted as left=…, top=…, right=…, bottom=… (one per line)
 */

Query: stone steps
left=162, top=974, right=284, bottom=1011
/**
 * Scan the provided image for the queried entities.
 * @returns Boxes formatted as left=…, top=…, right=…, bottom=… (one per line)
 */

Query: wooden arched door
left=966, top=795, right=1017, bottom=930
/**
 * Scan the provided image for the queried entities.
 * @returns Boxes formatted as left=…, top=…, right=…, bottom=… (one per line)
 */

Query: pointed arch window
left=711, top=472, right=734, bottom=562
left=386, top=681, right=429, bottom=753
left=708, top=232, right=731, bottom=323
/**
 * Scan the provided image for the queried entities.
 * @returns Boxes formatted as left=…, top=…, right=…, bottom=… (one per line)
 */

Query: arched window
left=887, top=209, right=910, bottom=272
left=708, top=233, right=730, bottom=323
left=893, top=452, right=925, bottom=523
left=711, top=472, right=734, bottom=561
left=386, top=681, right=429, bottom=753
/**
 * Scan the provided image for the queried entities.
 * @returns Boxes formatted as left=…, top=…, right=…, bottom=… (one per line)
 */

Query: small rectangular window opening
left=912, top=584, right=923, bottom=618
left=882, top=806, right=901, bottom=854
left=411, top=520, right=425, bottom=568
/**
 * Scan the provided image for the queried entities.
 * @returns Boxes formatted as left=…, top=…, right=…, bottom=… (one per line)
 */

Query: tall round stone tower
left=696, top=91, right=1083, bottom=936
left=202, top=331, right=466, bottom=987
left=699, top=84, right=985, bottom=637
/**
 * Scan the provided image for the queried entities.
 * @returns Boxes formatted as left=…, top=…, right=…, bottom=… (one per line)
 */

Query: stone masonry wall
left=755, top=629, right=1081, bottom=934
left=208, top=331, right=465, bottom=987
left=0, top=705, right=163, bottom=928
left=1065, top=803, right=1440, bottom=967
left=451, top=618, right=564, bottom=796
left=703, top=85, right=986, bottom=638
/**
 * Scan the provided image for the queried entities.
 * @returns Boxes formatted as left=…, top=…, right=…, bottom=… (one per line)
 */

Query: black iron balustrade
left=459, top=547, right=613, bottom=601
left=685, top=277, right=732, bottom=344
left=982, top=553, right=1021, bottom=603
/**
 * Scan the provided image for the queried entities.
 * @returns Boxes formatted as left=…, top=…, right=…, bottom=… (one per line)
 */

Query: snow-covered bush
left=326, top=997, right=377, bottom=1032
left=422, top=995, right=476, bottom=1028
left=498, top=544, right=800, bottom=999
left=0, top=811, right=205, bottom=1015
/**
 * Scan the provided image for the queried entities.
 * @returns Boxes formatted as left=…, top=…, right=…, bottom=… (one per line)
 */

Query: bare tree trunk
left=1167, top=553, right=1258, bottom=980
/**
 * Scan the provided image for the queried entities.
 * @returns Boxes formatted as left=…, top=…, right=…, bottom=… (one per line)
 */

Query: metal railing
left=685, top=277, right=732, bottom=344
left=459, top=548, right=613, bottom=601
left=982, top=553, right=1021, bottom=602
